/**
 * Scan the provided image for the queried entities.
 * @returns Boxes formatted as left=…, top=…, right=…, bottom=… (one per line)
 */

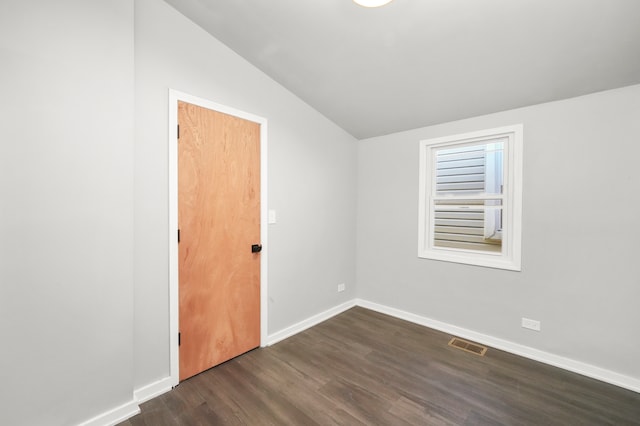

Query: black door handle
left=251, top=244, right=262, bottom=253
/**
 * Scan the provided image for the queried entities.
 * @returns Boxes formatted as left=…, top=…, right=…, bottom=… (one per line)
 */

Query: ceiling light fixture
left=353, top=0, right=394, bottom=7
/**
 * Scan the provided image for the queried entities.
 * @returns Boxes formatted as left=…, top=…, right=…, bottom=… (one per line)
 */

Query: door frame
left=168, top=89, right=268, bottom=386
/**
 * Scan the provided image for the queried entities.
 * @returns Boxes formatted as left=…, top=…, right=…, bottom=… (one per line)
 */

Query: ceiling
left=164, top=0, right=640, bottom=139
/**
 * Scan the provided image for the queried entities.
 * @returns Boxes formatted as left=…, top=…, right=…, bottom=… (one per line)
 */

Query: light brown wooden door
left=178, top=101, right=261, bottom=381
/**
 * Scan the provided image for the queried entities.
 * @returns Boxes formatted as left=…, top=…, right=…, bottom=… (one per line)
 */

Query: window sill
left=419, top=249, right=521, bottom=271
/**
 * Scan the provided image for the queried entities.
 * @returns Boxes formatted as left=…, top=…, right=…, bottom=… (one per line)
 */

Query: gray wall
left=356, top=84, right=640, bottom=380
left=0, top=1, right=135, bottom=425
left=3, top=0, right=638, bottom=423
left=134, top=0, right=357, bottom=389
left=1, top=0, right=357, bottom=423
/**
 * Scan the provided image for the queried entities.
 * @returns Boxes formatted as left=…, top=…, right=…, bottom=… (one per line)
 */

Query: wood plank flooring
left=121, top=307, right=640, bottom=425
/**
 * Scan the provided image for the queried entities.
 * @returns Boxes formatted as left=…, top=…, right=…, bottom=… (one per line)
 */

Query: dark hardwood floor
left=121, top=307, right=640, bottom=425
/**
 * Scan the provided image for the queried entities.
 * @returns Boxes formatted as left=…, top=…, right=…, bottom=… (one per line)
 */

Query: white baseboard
left=76, top=377, right=174, bottom=426
left=266, top=299, right=357, bottom=346
left=77, top=400, right=139, bottom=426
left=134, top=376, right=175, bottom=404
left=356, top=298, right=640, bottom=394
left=80, top=296, right=639, bottom=426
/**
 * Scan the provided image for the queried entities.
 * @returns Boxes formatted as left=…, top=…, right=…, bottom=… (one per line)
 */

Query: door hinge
left=177, top=229, right=180, bottom=243
left=177, top=124, right=180, bottom=139
left=178, top=332, right=181, bottom=346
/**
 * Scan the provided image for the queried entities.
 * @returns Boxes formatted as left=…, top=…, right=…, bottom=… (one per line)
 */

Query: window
left=418, top=125, right=523, bottom=270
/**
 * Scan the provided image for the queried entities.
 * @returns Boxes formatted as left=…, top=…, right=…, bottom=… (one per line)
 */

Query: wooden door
left=178, top=101, right=261, bottom=381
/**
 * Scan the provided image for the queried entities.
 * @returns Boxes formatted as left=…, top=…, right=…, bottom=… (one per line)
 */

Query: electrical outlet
left=337, top=283, right=345, bottom=292
left=522, top=317, right=541, bottom=331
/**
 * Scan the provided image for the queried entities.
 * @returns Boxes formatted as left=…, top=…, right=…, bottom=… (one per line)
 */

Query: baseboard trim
left=266, top=299, right=357, bottom=346
left=134, top=376, right=175, bottom=404
left=77, top=399, right=139, bottom=426
left=356, top=298, right=640, bottom=394
left=83, top=295, right=639, bottom=426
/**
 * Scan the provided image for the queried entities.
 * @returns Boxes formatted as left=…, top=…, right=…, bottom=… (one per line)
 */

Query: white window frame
left=418, top=124, right=523, bottom=271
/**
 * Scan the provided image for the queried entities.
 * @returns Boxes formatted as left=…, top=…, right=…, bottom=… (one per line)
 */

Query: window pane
left=433, top=200, right=502, bottom=253
left=435, top=140, right=504, bottom=196
left=484, top=141, right=504, bottom=196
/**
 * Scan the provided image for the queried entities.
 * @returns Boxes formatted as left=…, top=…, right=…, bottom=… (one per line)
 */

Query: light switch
left=268, top=209, right=277, bottom=224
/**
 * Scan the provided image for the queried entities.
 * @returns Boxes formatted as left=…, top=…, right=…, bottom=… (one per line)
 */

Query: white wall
left=134, top=0, right=357, bottom=389
left=357, top=84, right=640, bottom=381
left=0, top=1, right=135, bottom=425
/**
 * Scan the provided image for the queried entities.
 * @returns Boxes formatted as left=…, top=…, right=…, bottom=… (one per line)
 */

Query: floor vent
left=448, top=337, right=487, bottom=356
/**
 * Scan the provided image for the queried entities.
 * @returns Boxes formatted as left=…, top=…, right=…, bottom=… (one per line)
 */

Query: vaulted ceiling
left=165, top=0, right=640, bottom=139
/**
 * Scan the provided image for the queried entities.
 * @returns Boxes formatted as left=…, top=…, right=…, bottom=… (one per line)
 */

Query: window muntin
left=418, top=125, right=522, bottom=270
